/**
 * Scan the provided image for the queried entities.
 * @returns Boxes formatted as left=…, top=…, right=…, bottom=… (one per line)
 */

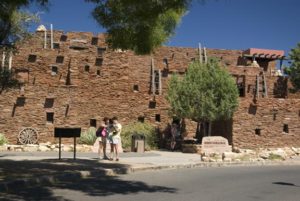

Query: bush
left=0, top=133, right=8, bottom=145
left=78, top=127, right=97, bottom=145
left=121, top=122, right=158, bottom=150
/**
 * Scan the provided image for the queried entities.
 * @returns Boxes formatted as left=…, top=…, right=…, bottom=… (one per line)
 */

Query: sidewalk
left=1, top=150, right=300, bottom=192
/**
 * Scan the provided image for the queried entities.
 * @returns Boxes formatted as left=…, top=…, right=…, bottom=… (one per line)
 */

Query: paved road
left=1, top=165, right=300, bottom=201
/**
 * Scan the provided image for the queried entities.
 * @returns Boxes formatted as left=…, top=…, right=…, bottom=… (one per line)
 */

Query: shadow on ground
left=0, top=159, right=177, bottom=201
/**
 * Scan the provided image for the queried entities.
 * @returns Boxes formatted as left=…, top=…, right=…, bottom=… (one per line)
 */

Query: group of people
left=95, top=117, right=122, bottom=161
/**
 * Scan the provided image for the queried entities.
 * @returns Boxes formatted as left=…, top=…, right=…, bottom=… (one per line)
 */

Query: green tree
left=87, top=0, right=191, bottom=55
left=285, top=43, right=300, bottom=91
left=166, top=59, right=239, bottom=136
left=0, top=0, right=47, bottom=45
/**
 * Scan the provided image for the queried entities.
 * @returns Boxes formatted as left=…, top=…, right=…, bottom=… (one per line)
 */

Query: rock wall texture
left=0, top=30, right=299, bottom=148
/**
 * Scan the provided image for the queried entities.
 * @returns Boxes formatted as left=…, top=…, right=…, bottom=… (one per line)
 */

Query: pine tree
left=285, top=43, right=300, bottom=91
left=166, top=59, right=239, bottom=136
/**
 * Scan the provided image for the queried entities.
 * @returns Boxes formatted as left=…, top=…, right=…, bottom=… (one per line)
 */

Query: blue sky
left=29, top=0, right=300, bottom=56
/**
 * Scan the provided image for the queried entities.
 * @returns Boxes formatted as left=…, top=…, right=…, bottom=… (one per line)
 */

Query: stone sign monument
left=201, top=136, right=232, bottom=154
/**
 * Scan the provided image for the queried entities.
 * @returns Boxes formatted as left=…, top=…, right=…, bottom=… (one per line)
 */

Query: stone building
left=0, top=29, right=299, bottom=148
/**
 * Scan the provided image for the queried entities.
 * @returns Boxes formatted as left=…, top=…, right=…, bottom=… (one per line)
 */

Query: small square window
left=56, top=56, right=64, bottom=63
left=97, top=69, right=101, bottom=76
left=155, top=114, right=161, bottom=122
left=149, top=101, right=156, bottom=109
left=283, top=124, right=289, bottom=133
left=28, top=54, right=37, bottom=62
left=191, top=58, right=196, bottom=62
left=16, top=97, right=26, bottom=106
left=91, top=37, right=98, bottom=45
left=95, top=58, right=103, bottom=66
left=46, top=112, right=54, bottom=123
left=97, top=48, right=106, bottom=56
left=84, top=65, right=90, bottom=72
left=138, top=116, right=145, bottom=123
left=133, top=85, right=139, bottom=92
left=255, top=128, right=261, bottom=135
left=44, top=98, right=54, bottom=108
left=60, top=35, right=67, bottom=42
left=53, top=43, right=60, bottom=49
left=51, top=66, right=58, bottom=75
left=90, top=119, right=97, bottom=127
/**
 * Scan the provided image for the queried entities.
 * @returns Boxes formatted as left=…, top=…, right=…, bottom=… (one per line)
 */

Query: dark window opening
left=255, top=128, right=261, bottom=135
left=28, top=54, right=37, bottom=62
left=237, top=84, right=245, bottom=97
left=84, top=65, right=90, bottom=72
left=60, top=35, right=67, bottom=42
left=51, top=66, right=58, bottom=75
left=90, top=119, right=97, bottom=127
left=97, top=69, right=101, bottom=76
left=163, top=58, right=168, bottom=68
left=97, top=47, right=106, bottom=56
left=191, top=57, right=196, bottom=62
left=299, top=110, right=300, bottom=117
left=91, top=37, right=98, bottom=45
left=16, top=97, right=26, bottom=106
left=138, top=116, right=145, bottom=123
left=56, top=56, right=64, bottom=63
left=44, top=98, right=54, bottom=108
left=53, top=43, right=60, bottom=49
left=95, top=58, right=103, bottom=66
left=273, top=113, right=277, bottom=121
left=155, top=114, right=161, bottom=122
left=133, top=85, right=139, bottom=92
left=149, top=101, right=156, bottom=109
left=283, top=124, right=289, bottom=133
left=46, top=112, right=54, bottom=123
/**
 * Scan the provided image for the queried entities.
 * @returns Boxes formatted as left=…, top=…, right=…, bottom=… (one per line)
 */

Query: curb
left=1, top=160, right=300, bottom=193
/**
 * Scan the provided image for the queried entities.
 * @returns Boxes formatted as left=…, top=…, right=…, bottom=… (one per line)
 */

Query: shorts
left=111, top=138, right=119, bottom=145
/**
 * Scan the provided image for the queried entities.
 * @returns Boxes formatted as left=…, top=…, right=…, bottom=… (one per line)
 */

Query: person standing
left=170, top=122, right=180, bottom=151
left=109, top=117, right=122, bottom=161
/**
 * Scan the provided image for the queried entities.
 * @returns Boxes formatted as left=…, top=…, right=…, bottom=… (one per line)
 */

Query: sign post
left=54, top=127, right=81, bottom=160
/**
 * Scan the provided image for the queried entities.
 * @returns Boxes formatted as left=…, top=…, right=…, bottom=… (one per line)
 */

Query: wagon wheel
left=18, top=128, right=38, bottom=144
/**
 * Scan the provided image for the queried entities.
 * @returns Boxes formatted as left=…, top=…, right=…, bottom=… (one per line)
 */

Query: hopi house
left=0, top=28, right=300, bottom=148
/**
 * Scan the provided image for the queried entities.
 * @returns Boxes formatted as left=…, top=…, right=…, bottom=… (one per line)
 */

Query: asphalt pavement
left=1, top=165, right=300, bottom=201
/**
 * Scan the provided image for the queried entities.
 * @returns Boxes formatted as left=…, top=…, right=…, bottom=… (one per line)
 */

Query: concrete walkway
left=1, top=150, right=300, bottom=192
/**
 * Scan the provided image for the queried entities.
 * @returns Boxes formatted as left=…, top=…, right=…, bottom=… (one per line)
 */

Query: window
left=255, top=128, right=261, bottom=135
left=91, top=37, right=98, bottom=45
left=155, top=114, right=161, bottom=122
left=56, top=56, right=64, bottom=63
left=44, top=98, right=54, bottom=108
left=84, top=65, right=90, bottom=72
left=60, top=35, right=67, bottom=42
left=149, top=101, right=156, bottom=109
left=97, top=69, right=101, bottom=76
left=46, top=112, right=54, bottom=123
left=163, top=58, right=168, bottom=68
left=28, top=54, right=37, bottom=62
left=16, top=97, right=26, bottom=106
left=97, top=47, right=106, bottom=56
left=191, top=58, right=196, bottom=62
left=95, top=58, right=103, bottom=66
left=138, top=116, right=145, bottom=123
left=283, top=124, right=289, bottom=133
left=53, top=43, right=60, bottom=49
left=133, top=85, right=139, bottom=92
left=90, top=119, right=97, bottom=127
left=51, top=66, right=58, bottom=75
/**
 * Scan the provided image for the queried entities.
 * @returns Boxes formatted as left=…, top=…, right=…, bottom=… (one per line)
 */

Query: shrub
left=0, top=133, right=8, bottom=145
left=78, top=127, right=97, bottom=145
left=121, top=122, right=158, bottom=150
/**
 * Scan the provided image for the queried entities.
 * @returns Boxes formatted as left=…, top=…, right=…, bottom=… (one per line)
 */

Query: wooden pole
left=256, top=75, right=259, bottom=99
left=204, top=47, right=208, bottom=64
left=158, top=69, right=162, bottom=95
left=151, top=58, right=155, bottom=95
left=59, top=137, right=61, bottom=160
left=198, top=43, right=202, bottom=63
left=74, top=137, right=76, bottom=160
left=1, top=51, right=5, bottom=68
left=50, top=24, right=53, bottom=49
left=44, top=29, right=47, bottom=49
left=8, top=52, right=12, bottom=70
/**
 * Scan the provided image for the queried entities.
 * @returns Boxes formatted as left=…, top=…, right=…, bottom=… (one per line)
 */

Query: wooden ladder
left=256, top=72, right=268, bottom=98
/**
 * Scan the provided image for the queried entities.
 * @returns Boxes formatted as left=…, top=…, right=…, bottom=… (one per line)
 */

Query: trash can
left=131, top=133, right=145, bottom=153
